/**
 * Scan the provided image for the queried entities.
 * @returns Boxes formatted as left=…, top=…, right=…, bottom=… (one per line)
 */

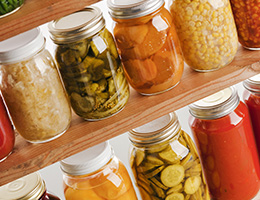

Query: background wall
left=39, top=0, right=246, bottom=199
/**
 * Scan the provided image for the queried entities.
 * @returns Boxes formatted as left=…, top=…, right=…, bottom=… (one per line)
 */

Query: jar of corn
left=169, top=0, right=238, bottom=72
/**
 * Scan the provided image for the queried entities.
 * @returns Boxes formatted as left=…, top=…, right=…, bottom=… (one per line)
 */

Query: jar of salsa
left=0, top=95, right=15, bottom=162
left=107, top=0, right=184, bottom=95
left=128, top=112, right=210, bottom=200
left=243, top=74, right=260, bottom=155
left=48, top=7, right=129, bottom=121
left=60, top=141, right=138, bottom=200
left=189, top=87, right=260, bottom=200
left=169, top=0, right=238, bottom=72
left=0, top=28, right=71, bottom=143
left=229, top=0, right=260, bottom=49
left=0, top=172, right=61, bottom=200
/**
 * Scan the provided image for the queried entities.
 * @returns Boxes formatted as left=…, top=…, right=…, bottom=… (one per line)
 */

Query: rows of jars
left=2, top=80, right=260, bottom=200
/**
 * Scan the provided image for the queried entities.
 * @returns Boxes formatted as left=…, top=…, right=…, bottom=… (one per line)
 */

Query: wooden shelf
left=0, top=45, right=260, bottom=186
left=0, top=0, right=100, bottom=41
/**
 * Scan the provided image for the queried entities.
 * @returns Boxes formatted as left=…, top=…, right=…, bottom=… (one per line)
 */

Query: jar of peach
left=60, top=141, right=138, bottom=200
left=107, top=0, right=184, bottom=95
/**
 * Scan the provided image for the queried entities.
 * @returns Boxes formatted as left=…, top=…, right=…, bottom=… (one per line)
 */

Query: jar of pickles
left=169, top=0, right=238, bottom=72
left=107, top=0, right=184, bottom=95
left=189, top=87, right=260, bottom=200
left=230, top=0, right=260, bottom=49
left=0, top=28, right=71, bottom=143
left=48, top=7, right=129, bottom=121
left=0, top=172, right=61, bottom=200
left=0, top=0, right=24, bottom=18
left=128, top=112, right=210, bottom=200
left=60, top=141, right=138, bottom=200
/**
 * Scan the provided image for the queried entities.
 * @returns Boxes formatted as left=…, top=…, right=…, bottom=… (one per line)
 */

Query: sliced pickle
left=166, top=183, right=183, bottom=195
left=184, top=176, right=201, bottom=195
left=148, top=143, right=169, bottom=153
left=135, top=149, right=145, bottom=166
left=159, top=146, right=181, bottom=164
left=160, top=165, right=185, bottom=187
left=165, top=193, right=184, bottom=200
left=138, top=180, right=154, bottom=195
left=70, top=92, right=94, bottom=113
left=151, top=181, right=166, bottom=199
left=146, top=155, right=164, bottom=165
left=137, top=162, right=161, bottom=173
left=150, top=177, right=168, bottom=190
left=139, top=186, right=152, bottom=200
left=185, top=194, right=191, bottom=200
left=145, top=166, right=165, bottom=179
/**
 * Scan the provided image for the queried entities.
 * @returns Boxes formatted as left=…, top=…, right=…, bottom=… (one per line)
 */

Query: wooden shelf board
left=0, top=0, right=100, bottom=42
left=0, top=45, right=260, bottom=186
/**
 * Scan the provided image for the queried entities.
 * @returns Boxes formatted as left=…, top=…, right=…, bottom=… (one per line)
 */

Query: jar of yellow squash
left=60, top=141, right=138, bottom=200
left=107, top=0, right=184, bottom=95
left=128, top=112, right=210, bottom=200
left=169, top=0, right=238, bottom=72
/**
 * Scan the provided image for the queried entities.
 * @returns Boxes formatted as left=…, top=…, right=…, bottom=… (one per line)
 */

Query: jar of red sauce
left=107, top=0, right=184, bottom=95
left=0, top=95, right=15, bottom=162
left=189, top=87, right=260, bottom=200
left=243, top=74, right=260, bottom=155
left=229, top=0, right=260, bottom=49
left=0, top=172, right=60, bottom=200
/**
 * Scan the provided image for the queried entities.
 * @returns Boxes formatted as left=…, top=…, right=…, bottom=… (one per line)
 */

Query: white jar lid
left=0, top=172, right=45, bottom=200
left=60, top=141, right=113, bottom=176
left=0, top=28, right=45, bottom=64
left=243, top=74, right=260, bottom=93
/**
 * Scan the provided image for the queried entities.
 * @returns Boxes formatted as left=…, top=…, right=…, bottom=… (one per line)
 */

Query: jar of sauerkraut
left=128, top=112, right=210, bottom=200
left=60, top=141, right=138, bottom=200
left=169, top=0, right=238, bottom=72
left=48, top=6, right=129, bottom=121
left=0, top=28, right=71, bottom=143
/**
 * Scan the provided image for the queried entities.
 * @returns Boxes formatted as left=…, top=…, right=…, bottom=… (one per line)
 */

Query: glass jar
left=169, top=0, right=238, bottom=72
left=230, top=0, right=260, bottom=50
left=107, top=0, right=184, bottom=95
left=0, top=0, right=24, bottom=18
left=0, top=172, right=61, bottom=200
left=0, top=95, right=15, bottom=162
left=48, top=7, right=129, bottom=121
left=243, top=74, right=260, bottom=155
left=60, top=141, right=138, bottom=200
left=189, top=87, right=260, bottom=200
left=0, top=28, right=71, bottom=143
left=128, top=112, right=210, bottom=200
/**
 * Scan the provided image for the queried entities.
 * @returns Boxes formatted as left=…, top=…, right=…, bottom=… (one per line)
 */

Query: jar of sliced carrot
left=128, top=112, right=210, bottom=200
left=60, top=141, right=138, bottom=200
left=107, top=0, right=184, bottom=95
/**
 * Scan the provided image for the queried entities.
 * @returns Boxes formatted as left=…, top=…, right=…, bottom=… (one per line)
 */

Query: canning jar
left=189, top=87, right=260, bottom=200
left=230, top=0, right=260, bottom=49
left=0, top=172, right=61, bottom=200
left=107, top=0, right=184, bottom=95
left=0, top=28, right=71, bottom=143
left=0, top=0, right=23, bottom=18
left=60, top=141, right=138, bottom=200
left=128, top=112, right=210, bottom=200
left=0, top=95, right=15, bottom=162
left=169, top=0, right=238, bottom=72
left=243, top=74, right=260, bottom=155
left=48, top=7, right=129, bottom=121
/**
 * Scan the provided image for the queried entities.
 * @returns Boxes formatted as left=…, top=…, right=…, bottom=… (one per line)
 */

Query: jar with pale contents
left=0, top=28, right=71, bottom=143
left=169, top=0, right=238, bottom=72
left=107, top=0, right=184, bottom=95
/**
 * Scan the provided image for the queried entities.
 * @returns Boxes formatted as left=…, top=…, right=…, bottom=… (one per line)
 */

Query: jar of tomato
left=0, top=28, right=71, bottom=143
left=128, top=112, right=210, bottom=200
left=60, top=141, right=138, bottom=200
left=169, top=0, right=238, bottom=72
left=243, top=74, right=260, bottom=155
left=107, top=0, right=184, bottom=95
left=189, top=87, right=260, bottom=200
left=0, top=172, right=61, bottom=200
left=48, top=7, right=129, bottom=121
left=230, top=0, right=260, bottom=49
left=0, top=95, right=15, bottom=162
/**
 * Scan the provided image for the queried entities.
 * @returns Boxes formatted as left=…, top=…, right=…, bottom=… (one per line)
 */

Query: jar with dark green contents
left=0, top=0, right=24, bottom=18
left=48, top=6, right=130, bottom=121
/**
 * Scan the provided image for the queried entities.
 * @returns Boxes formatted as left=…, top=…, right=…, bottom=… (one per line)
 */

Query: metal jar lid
left=129, top=112, right=181, bottom=147
left=48, top=6, right=105, bottom=44
left=243, top=74, right=260, bottom=94
left=0, top=172, right=46, bottom=200
left=107, top=0, right=164, bottom=19
left=0, top=28, right=45, bottom=64
left=189, top=87, right=240, bottom=120
left=60, top=141, right=113, bottom=176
